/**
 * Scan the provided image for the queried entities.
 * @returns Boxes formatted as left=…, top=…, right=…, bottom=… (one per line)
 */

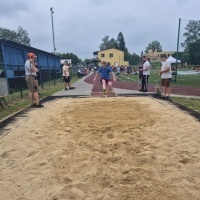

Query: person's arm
left=160, top=62, right=171, bottom=74
left=93, top=72, right=99, bottom=82
left=30, top=61, right=38, bottom=73
left=93, top=67, right=100, bottom=82
left=112, top=72, right=116, bottom=81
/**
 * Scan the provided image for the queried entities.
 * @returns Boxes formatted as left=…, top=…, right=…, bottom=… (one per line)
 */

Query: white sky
left=0, top=0, right=199, bottom=59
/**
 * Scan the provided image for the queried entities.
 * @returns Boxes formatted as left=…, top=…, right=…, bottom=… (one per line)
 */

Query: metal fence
left=0, top=64, right=87, bottom=98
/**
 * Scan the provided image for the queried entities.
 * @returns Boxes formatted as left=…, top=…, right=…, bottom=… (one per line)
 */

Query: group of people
left=138, top=55, right=172, bottom=98
left=24, top=52, right=172, bottom=107
left=92, top=54, right=172, bottom=98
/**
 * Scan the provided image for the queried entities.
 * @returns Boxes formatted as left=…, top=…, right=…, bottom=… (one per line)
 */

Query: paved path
left=52, top=74, right=93, bottom=97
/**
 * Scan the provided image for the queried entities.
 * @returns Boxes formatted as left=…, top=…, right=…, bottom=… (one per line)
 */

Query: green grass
left=0, top=77, right=79, bottom=120
left=119, top=70, right=200, bottom=87
left=172, top=97, right=200, bottom=113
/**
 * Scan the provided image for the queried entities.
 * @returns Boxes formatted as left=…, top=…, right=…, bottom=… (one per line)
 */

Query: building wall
left=144, top=49, right=175, bottom=63
left=97, top=49, right=129, bottom=66
left=0, top=78, right=8, bottom=95
left=0, top=39, right=61, bottom=94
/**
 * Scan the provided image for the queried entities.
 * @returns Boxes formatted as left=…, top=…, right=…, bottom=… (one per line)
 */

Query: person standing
left=139, top=56, right=150, bottom=92
left=160, top=54, right=172, bottom=99
left=25, top=53, right=44, bottom=108
left=93, top=61, right=116, bottom=97
left=62, top=61, right=74, bottom=90
left=138, top=62, right=143, bottom=85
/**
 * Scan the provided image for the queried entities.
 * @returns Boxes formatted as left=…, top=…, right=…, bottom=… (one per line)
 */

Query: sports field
left=0, top=97, right=200, bottom=200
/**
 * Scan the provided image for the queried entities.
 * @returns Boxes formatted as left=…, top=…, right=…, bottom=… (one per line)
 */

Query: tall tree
left=182, top=20, right=200, bottom=48
left=16, top=26, right=30, bottom=46
left=99, top=35, right=118, bottom=50
left=124, top=52, right=140, bottom=65
left=186, top=39, right=200, bottom=64
left=0, top=26, right=31, bottom=46
left=117, top=32, right=126, bottom=52
left=145, top=41, right=162, bottom=52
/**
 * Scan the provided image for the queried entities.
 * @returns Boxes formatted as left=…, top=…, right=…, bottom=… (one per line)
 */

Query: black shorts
left=63, top=76, right=70, bottom=83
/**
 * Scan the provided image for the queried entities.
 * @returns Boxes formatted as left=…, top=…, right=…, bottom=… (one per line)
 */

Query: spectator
left=160, top=54, right=172, bottom=99
left=139, top=56, right=150, bottom=92
left=25, top=53, right=44, bottom=108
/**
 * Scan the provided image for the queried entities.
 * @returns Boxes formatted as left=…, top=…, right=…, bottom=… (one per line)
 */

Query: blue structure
left=0, top=38, right=61, bottom=93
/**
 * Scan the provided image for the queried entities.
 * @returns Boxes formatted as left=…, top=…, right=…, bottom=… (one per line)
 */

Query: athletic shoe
left=166, top=96, right=171, bottom=100
left=143, top=89, right=148, bottom=92
left=69, top=87, right=75, bottom=89
left=30, top=103, right=36, bottom=108
left=35, top=104, right=44, bottom=108
left=103, top=89, right=107, bottom=97
left=65, top=88, right=68, bottom=90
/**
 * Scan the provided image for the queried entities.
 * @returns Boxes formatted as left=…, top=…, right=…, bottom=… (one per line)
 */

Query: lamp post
left=50, top=7, right=56, bottom=54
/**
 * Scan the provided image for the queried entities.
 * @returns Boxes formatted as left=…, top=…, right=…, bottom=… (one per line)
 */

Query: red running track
left=85, top=73, right=200, bottom=97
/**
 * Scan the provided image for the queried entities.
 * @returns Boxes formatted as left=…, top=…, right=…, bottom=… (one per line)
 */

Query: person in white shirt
left=62, top=61, right=73, bottom=90
left=160, top=54, right=172, bottom=99
left=25, top=52, right=44, bottom=108
left=139, top=56, right=150, bottom=92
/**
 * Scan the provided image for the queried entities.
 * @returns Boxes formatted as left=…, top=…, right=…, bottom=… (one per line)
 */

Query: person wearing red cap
left=25, top=53, right=44, bottom=108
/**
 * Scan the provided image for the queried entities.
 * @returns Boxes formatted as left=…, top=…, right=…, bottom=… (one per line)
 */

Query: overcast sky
left=0, top=0, right=199, bottom=59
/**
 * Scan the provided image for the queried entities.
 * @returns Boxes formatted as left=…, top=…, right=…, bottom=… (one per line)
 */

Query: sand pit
left=0, top=97, right=200, bottom=200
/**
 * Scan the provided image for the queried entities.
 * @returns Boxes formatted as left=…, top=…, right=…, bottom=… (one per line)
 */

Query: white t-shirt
left=143, top=61, right=150, bottom=75
left=62, top=65, right=70, bottom=76
left=161, top=61, right=172, bottom=79
left=25, top=60, right=36, bottom=76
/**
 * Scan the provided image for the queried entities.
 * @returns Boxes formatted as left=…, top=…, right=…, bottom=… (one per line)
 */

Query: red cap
left=27, top=53, right=37, bottom=58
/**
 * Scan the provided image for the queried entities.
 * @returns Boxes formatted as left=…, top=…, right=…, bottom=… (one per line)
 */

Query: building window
left=101, top=54, right=105, bottom=58
left=110, top=53, right=113, bottom=58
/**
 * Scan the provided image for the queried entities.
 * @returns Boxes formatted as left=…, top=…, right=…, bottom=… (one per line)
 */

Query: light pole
left=50, top=7, right=56, bottom=54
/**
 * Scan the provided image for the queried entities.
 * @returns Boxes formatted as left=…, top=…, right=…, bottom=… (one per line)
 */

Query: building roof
left=0, top=38, right=60, bottom=58
left=93, top=48, right=124, bottom=55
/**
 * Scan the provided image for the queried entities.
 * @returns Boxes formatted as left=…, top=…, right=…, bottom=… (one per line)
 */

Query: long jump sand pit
left=0, top=97, right=200, bottom=200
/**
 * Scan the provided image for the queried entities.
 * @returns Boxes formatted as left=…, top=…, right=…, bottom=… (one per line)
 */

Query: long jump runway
left=0, top=96, right=200, bottom=200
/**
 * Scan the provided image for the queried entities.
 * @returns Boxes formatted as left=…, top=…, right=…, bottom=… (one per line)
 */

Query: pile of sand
left=0, top=97, right=200, bottom=200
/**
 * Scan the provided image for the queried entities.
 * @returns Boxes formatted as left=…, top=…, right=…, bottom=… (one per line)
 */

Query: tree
left=99, top=35, right=118, bottom=50
left=132, top=53, right=141, bottom=65
left=182, top=20, right=200, bottom=48
left=57, top=52, right=82, bottom=65
left=117, top=32, right=126, bottom=52
left=145, top=41, right=162, bottom=52
left=16, top=26, right=30, bottom=46
left=124, top=52, right=140, bottom=65
left=186, top=39, right=200, bottom=64
left=0, top=26, right=31, bottom=46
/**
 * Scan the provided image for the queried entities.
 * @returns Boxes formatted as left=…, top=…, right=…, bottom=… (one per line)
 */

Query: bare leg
left=33, top=92, right=40, bottom=105
left=102, top=80, right=106, bottom=90
left=29, top=92, right=34, bottom=105
left=107, top=82, right=112, bottom=93
left=166, top=87, right=171, bottom=97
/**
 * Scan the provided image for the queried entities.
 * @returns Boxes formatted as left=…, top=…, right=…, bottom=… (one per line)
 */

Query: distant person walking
left=160, top=54, right=172, bottom=99
left=62, top=61, right=75, bottom=90
left=139, top=56, right=150, bottom=92
left=93, top=61, right=116, bottom=97
left=25, top=53, right=44, bottom=108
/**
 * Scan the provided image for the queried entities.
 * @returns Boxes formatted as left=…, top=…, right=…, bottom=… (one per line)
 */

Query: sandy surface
left=0, top=97, right=200, bottom=200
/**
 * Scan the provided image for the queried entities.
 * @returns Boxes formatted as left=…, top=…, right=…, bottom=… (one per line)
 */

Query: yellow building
left=144, top=49, right=175, bottom=63
left=93, top=49, right=129, bottom=66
